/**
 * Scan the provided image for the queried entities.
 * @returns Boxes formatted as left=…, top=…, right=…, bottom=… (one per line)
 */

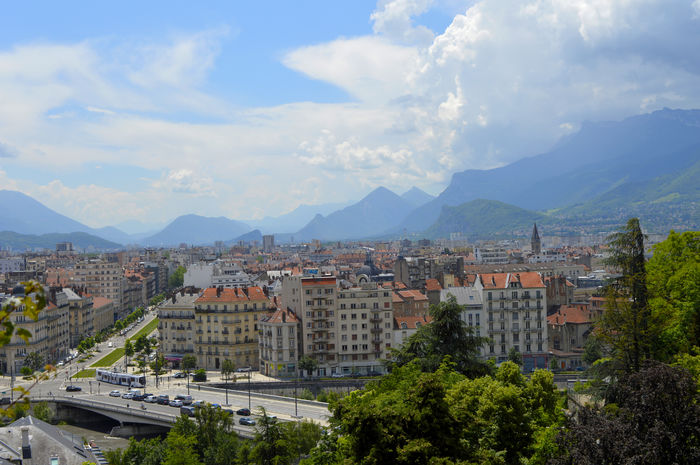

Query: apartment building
left=194, top=286, right=269, bottom=370
left=64, top=288, right=94, bottom=348
left=298, top=276, right=338, bottom=376
left=0, top=287, right=70, bottom=374
left=74, top=259, right=124, bottom=314
left=158, top=290, right=199, bottom=365
left=475, top=272, right=548, bottom=370
left=259, top=307, right=299, bottom=377
left=92, top=297, right=115, bottom=334
left=335, top=282, right=393, bottom=375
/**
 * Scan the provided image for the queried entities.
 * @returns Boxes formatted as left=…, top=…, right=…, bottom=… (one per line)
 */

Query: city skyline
left=1, top=1, right=700, bottom=229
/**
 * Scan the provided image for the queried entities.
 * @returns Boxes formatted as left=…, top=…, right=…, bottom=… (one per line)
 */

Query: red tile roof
left=394, top=315, right=432, bottom=329
left=479, top=272, right=544, bottom=289
left=92, top=297, right=113, bottom=308
left=263, top=307, right=299, bottom=324
left=196, top=286, right=268, bottom=303
left=425, top=279, right=442, bottom=291
left=301, top=277, right=337, bottom=286
left=547, top=305, right=596, bottom=325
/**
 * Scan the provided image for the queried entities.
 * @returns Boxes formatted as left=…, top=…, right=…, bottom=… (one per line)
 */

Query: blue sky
left=1, top=0, right=700, bottom=231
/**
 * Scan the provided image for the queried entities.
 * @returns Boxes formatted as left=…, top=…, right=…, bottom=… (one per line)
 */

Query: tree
left=182, top=354, right=197, bottom=373
left=508, top=347, right=523, bottom=366
left=162, top=432, right=203, bottom=465
left=298, top=355, right=318, bottom=377
left=583, top=335, right=604, bottom=366
left=221, top=359, right=235, bottom=405
left=169, top=266, right=186, bottom=289
left=552, top=362, right=700, bottom=465
left=390, top=295, right=490, bottom=376
left=124, top=339, right=134, bottom=372
left=33, top=401, right=54, bottom=423
left=251, top=407, right=286, bottom=465
left=599, top=218, right=655, bottom=372
left=646, top=230, right=700, bottom=359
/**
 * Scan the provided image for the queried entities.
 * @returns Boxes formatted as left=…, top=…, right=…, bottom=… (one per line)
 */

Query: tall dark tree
left=552, top=362, right=700, bottom=465
left=390, top=295, right=490, bottom=376
left=298, top=355, right=318, bottom=377
left=600, top=218, right=654, bottom=372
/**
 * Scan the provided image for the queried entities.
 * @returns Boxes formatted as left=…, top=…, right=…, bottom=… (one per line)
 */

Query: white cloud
left=2, top=2, right=700, bottom=227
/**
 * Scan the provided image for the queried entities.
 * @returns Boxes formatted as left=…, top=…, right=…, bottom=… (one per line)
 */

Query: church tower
left=531, top=223, right=541, bottom=254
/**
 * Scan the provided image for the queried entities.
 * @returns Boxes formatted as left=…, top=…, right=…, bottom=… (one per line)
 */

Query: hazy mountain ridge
left=141, top=214, right=252, bottom=247
left=294, top=187, right=415, bottom=241
left=0, top=231, right=121, bottom=251
left=401, top=187, right=435, bottom=207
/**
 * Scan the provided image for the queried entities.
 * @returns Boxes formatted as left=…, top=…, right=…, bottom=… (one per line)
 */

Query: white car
left=122, top=392, right=135, bottom=399
left=144, top=395, right=158, bottom=403
left=109, top=390, right=121, bottom=397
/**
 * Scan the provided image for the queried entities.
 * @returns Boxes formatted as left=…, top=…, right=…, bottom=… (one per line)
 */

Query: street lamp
left=247, top=371, right=251, bottom=410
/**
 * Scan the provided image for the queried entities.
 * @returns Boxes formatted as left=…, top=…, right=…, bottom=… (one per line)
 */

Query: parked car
left=144, top=395, right=158, bottom=403
left=57, top=361, right=64, bottom=367
left=235, top=367, right=252, bottom=373
left=174, top=394, right=193, bottom=405
left=236, top=408, right=251, bottom=416
left=109, top=390, right=121, bottom=397
left=66, top=385, right=81, bottom=392
left=173, top=372, right=187, bottom=379
left=156, top=395, right=170, bottom=405
left=132, top=393, right=145, bottom=401
left=122, top=392, right=135, bottom=399
left=191, top=400, right=206, bottom=409
left=210, top=403, right=221, bottom=409
left=331, top=372, right=345, bottom=378
left=222, top=408, right=234, bottom=415
left=239, top=417, right=256, bottom=426
left=169, top=399, right=183, bottom=408
left=180, top=406, right=196, bottom=417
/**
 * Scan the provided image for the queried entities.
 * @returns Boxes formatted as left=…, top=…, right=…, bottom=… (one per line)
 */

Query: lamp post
left=247, top=371, right=251, bottom=410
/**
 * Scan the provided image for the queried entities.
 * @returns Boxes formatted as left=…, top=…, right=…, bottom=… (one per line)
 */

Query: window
left=401, top=322, right=407, bottom=329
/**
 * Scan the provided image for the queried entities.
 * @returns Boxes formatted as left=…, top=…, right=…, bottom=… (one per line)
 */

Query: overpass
left=33, top=396, right=260, bottom=439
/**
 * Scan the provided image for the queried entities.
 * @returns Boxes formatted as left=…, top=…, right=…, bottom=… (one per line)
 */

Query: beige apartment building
left=0, top=288, right=70, bottom=374
left=74, top=259, right=125, bottom=314
left=259, top=307, right=299, bottom=377
left=284, top=276, right=394, bottom=377
left=158, top=290, right=199, bottom=365
left=92, top=297, right=115, bottom=334
left=194, top=286, right=269, bottom=370
left=64, top=288, right=94, bottom=348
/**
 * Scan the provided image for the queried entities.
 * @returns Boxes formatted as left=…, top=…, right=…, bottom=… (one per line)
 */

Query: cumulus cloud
left=3, top=1, right=700, bottom=226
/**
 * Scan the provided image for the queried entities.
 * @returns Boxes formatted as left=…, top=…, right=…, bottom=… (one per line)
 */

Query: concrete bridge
left=32, top=396, right=257, bottom=438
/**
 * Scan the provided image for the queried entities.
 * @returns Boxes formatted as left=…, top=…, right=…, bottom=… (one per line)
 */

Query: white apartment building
left=184, top=261, right=252, bottom=289
left=474, top=245, right=510, bottom=264
left=475, top=272, right=548, bottom=370
left=259, top=307, right=299, bottom=377
left=158, top=290, right=199, bottom=365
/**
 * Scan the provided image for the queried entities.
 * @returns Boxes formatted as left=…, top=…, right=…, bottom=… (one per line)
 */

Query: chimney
left=21, top=426, right=31, bottom=463
left=282, top=311, right=286, bottom=323
left=171, top=294, right=176, bottom=304
left=180, top=289, right=185, bottom=296
left=216, top=286, right=221, bottom=297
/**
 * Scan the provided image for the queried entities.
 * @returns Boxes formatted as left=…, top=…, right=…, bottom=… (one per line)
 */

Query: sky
left=2, top=0, right=700, bottom=232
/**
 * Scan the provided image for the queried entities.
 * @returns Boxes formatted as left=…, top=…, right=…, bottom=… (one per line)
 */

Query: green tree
left=221, top=359, right=235, bottom=405
left=508, top=347, right=523, bottom=366
left=169, top=266, right=186, bottom=289
left=251, top=407, right=287, bottom=465
left=646, top=230, right=700, bottom=359
left=390, top=295, right=490, bottom=376
left=600, top=218, right=655, bottom=372
left=32, top=401, right=54, bottom=423
left=583, top=335, right=604, bottom=366
left=162, top=432, right=203, bottom=465
left=182, top=354, right=197, bottom=373
left=20, top=366, right=32, bottom=376
left=299, top=355, right=318, bottom=377
left=124, top=339, right=134, bottom=372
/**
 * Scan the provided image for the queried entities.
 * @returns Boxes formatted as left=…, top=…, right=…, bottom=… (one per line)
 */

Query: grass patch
left=72, top=369, right=96, bottom=378
left=132, top=318, right=159, bottom=339
left=90, top=348, right=125, bottom=367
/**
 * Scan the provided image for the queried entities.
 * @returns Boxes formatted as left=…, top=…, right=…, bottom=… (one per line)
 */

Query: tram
left=95, top=368, right=146, bottom=388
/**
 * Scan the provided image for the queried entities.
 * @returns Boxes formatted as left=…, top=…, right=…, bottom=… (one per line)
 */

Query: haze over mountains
left=1, top=108, right=698, bottom=250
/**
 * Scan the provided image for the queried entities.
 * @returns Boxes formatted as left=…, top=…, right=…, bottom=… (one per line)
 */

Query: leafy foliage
left=390, top=295, right=490, bottom=377
left=312, top=361, right=562, bottom=465
left=298, top=355, right=318, bottom=377
left=169, top=266, right=186, bottom=289
left=552, top=362, right=700, bottom=465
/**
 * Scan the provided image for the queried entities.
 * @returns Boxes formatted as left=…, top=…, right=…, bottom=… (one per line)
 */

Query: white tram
left=95, top=369, right=146, bottom=388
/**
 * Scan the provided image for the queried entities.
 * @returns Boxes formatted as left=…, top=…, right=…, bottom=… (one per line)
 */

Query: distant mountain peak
left=401, top=186, right=435, bottom=207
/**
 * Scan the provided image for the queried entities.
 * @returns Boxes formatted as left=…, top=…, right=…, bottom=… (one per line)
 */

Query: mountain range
left=1, top=108, right=698, bottom=250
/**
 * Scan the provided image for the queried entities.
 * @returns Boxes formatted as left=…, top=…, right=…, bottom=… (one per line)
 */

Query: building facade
left=259, top=307, right=299, bottom=377
left=158, top=290, right=199, bottom=365
left=194, top=286, right=269, bottom=370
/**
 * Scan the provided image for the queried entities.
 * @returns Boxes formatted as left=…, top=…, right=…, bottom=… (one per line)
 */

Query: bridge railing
left=32, top=395, right=176, bottom=424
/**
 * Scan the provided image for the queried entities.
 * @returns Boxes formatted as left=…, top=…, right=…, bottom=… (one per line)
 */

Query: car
left=66, top=385, right=82, bottom=392
left=191, top=400, right=206, bottom=409
left=210, top=403, right=221, bottom=409
left=169, top=399, right=183, bottom=407
left=109, top=390, right=121, bottom=397
left=156, top=395, right=170, bottom=405
left=236, top=408, right=251, bottom=416
left=239, top=417, right=256, bottom=426
left=122, top=392, right=135, bottom=399
left=0, top=397, right=11, bottom=405
left=235, top=367, right=252, bottom=373
left=173, top=372, right=187, bottom=379
left=331, top=372, right=345, bottom=378
left=174, top=394, right=193, bottom=405
left=222, top=408, right=234, bottom=415
left=144, top=395, right=158, bottom=403
left=180, top=406, right=196, bottom=417
left=57, top=361, right=64, bottom=367
left=132, top=393, right=145, bottom=401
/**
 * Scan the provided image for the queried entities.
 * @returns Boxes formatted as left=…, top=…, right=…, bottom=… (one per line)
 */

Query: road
left=2, top=307, right=330, bottom=425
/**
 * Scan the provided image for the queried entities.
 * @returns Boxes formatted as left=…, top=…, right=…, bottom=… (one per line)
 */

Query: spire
left=531, top=223, right=541, bottom=254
